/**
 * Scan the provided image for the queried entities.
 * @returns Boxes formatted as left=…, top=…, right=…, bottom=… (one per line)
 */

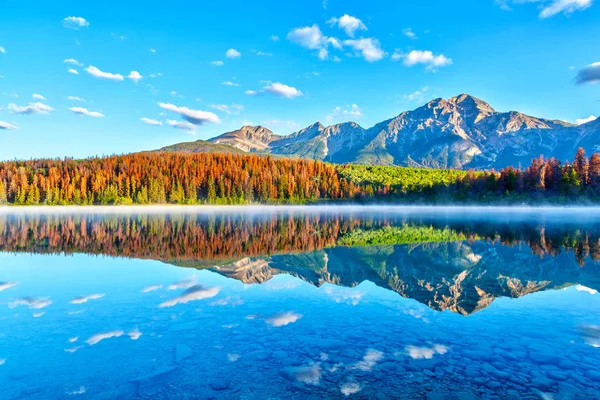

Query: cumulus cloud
left=68, top=69, right=79, bottom=75
left=85, top=330, right=124, bottom=346
left=158, top=102, right=221, bottom=125
left=341, top=382, right=362, bottom=396
left=226, top=48, right=241, bottom=59
left=0, top=121, right=17, bottom=130
left=327, top=14, right=367, bottom=37
left=393, top=50, right=452, bottom=70
left=128, top=71, right=142, bottom=83
left=265, top=311, right=303, bottom=327
left=287, top=24, right=341, bottom=60
left=211, top=60, right=224, bottom=66
left=63, top=16, right=89, bottom=30
left=404, top=86, right=431, bottom=102
left=575, top=62, right=600, bottom=85
left=8, top=102, right=53, bottom=115
left=0, top=282, right=19, bottom=291
left=70, top=107, right=105, bottom=118
left=327, top=104, right=363, bottom=122
left=128, top=329, right=142, bottom=340
left=292, top=364, right=322, bottom=385
left=141, top=284, right=163, bottom=292
left=158, top=284, right=220, bottom=308
left=245, top=90, right=258, bottom=96
left=264, top=82, right=303, bottom=99
left=32, top=94, right=46, bottom=101
left=403, top=28, right=417, bottom=39
left=64, top=58, right=83, bottom=67
left=8, top=297, right=52, bottom=309
left=140, top=117, right=162, bottom=126
left=576, top=115, right=597, bottom=125
left=353, top=349, right=383, bottom=371
left=70, top=293, right=104, bottom=304
left=85, top=65, right=124, bottom=81
left=222, top=80, right=240, bottom=86
left=0, top=46, right=5, bottom=54
left=210, top=103, right=243, bottom=115
left=405, top=344, right=449, bottom=359
left=343, top=38, right=385, bottom=62
left=270, top=35, right=280, bottom=41
left=67, top=96, right=85, bottom=101
left=167, top=120, right=196, bottom=132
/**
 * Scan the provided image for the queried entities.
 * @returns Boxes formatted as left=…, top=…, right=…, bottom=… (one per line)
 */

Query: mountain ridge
left=158, top=94, right=596, bottom=170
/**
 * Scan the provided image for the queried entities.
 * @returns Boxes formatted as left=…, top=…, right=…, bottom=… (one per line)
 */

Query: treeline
left=0, top=152, right=357, bottom=205
left=0, top=148, right=599, bottom=205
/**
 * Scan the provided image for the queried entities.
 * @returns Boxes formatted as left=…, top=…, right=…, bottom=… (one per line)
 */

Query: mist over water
left=1, top=206, right=599, bottom=399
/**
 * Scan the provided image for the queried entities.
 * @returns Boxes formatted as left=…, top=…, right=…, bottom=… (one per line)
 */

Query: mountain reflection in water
left=1, top=208, right=599, bottom=315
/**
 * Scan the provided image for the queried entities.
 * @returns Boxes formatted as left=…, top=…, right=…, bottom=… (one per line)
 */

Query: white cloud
left=341, top=382, right=362, bottom=396
left=128, top=71, right=142, bottom=83
left=576, top=115, right=597, bottom=125
left=394, top=50, right=452, bottom=70
left=254, top=50, right=272, bottom=56
left=0, top=359, right=5, bottom=366
left=327, top=104, right=363, bottom=122
left=86, top=330, right=124, bottom=346
left=403, top=28, right=417, bottom=39
left=32, top=94, right=46, bottom=101
left=0, top=282, right=19, bottom=291
left=211, top=60, right=224, bottom=67
left=67, top=96, right=85, bottom=101
left=140, top=117, right=163, bottom=126
left=67, top=386, right=86, bottom=396
left=33, top=312, right=45, bottom=318
left=64, top=59, right=83, bottom=67
left=264, top=82, right=303, bottom=99
left=8, top=102, right=53, bottom=115
left=404, top=86, right=431, bottom=102
left=0, top=121, right=17, bottom=130
left=222, top=80, right=240, bottom=87
left=167, top=120, right=196, bottom=132
left=575, top=62, right=600, bottom=85
left=85, top=66, right=124, bottom=81
left=226, top=48, right=241, bottom=59
left=70, top=293, right=104, bottom=304
left=158, top=102, right=221, bottom=125
left=158, top=285, right=220, bottom=308
left=270, top=35, right=280, bottom=41
left=353, top=349, right=383, bottom=371
left=0, top=46, right=5, bottom=54
left=149, top=48, right=157, bottom=53
left=9, top=297, right=52, bottom=309
left=287, top=24, right=341, bottom=60
left=128, top=329, right=142, bottom=340
left=343, top=38, right=385, bottom=62
left=227, top=353, right=240, bottom=362
left=245, top=90, right=258, bottom=96
left=68, top=69, right=79, bottom=75
left=405, top=344, right=449, bottom=359
left=69, top=107, right=105, bottom=118
left=168, top=277, right=197, bottom=290
left=265, top=311, right=303, bottom=327
left=210, top=103, right=244, bottom=115
left=63, top=16, right=89, bottom=30
left=141, top=284, right=163, bottom=292
left=496, top=0, right=592, bottom=18
left=327, top=14, right=367, bottom=37
left=262, top=119, right=301, bottom=131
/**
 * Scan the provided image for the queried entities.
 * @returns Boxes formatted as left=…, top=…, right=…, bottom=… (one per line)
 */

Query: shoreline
left=3, top=204, right=600, bottom=215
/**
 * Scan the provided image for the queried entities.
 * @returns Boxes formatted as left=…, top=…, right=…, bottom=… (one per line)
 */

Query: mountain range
left=158, top=94, right=600, bottom=170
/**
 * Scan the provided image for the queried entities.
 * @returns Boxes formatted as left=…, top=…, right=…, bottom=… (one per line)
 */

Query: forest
left=0, top=148, right=599, bottom=205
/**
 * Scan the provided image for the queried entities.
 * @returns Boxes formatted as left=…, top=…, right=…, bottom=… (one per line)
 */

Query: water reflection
left=1, top=209, right=599, bottom=315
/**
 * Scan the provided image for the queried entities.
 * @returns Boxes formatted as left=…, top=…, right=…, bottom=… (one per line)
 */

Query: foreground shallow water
left=0, top=206, right=599, bottom=399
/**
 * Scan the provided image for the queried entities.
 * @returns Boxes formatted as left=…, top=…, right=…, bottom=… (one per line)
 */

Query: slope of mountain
left=155, top=139, right=244, bottom=155
left=160, top=94, right=595, bottom=169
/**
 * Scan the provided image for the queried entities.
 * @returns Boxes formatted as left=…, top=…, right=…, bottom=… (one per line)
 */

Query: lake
left=0, top=206, right=599, bottom=399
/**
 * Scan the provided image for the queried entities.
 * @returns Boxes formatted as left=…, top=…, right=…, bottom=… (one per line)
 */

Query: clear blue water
left=0, top=207, right=599, bottom=399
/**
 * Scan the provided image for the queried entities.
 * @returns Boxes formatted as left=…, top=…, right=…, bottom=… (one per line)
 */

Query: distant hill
left=158, top=94, right=599, bottom=170
left=154, top=139, right=244, bottom=155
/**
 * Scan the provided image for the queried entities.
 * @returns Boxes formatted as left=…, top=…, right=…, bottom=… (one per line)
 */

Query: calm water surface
left=0, top=206, right=599, bottom=399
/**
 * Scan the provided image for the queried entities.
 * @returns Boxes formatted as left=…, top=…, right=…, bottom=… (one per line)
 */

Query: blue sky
left=0, top=0, right=599, bottom=160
